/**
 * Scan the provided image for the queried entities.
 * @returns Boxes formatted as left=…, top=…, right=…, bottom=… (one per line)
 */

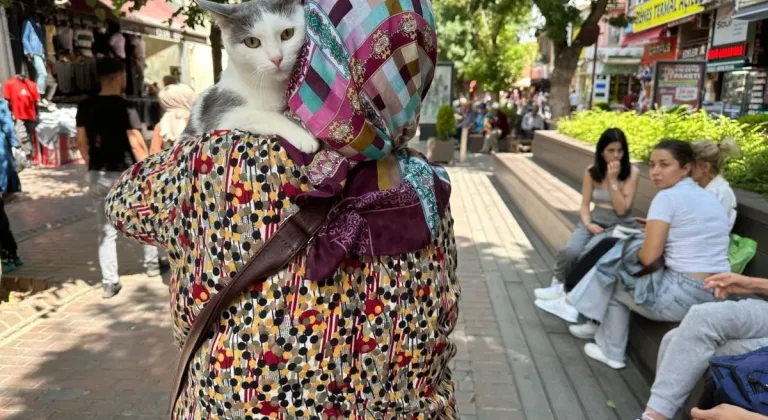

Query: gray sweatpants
left=552, top=207, right=633, bottom=282
left=89, top=171, right=158, bottom=286
left=648, top=299, right=768, bottom=418
left=569, top=269, right=717, bottom=362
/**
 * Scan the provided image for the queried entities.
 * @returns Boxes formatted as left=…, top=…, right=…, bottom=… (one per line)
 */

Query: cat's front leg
left=268, top=115, right=320, bottom=154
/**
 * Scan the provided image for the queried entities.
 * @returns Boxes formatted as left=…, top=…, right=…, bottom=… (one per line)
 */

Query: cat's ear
left=195, top=0, right=235, bottom=29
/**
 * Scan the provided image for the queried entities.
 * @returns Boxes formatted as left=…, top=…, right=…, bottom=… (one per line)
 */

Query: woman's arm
left=580, top=168, right=594, bottom=226
left=149, top=124, right=162, bottom=155
left=105, top=140, right=188, bottom=247
left=638, top=220, right=669, bottom=266
left=609, top=166, right=640, bottom=216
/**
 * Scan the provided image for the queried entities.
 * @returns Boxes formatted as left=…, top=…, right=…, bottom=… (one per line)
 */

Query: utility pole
left=588, top=37, right=600, bottom=109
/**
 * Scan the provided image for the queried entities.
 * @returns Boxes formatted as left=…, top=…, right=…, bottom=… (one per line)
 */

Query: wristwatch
left=610, top=182, right=619, bottom=192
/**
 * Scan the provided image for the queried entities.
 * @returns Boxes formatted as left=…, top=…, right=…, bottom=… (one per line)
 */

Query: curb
left=0, top=279, right=98, bottom=342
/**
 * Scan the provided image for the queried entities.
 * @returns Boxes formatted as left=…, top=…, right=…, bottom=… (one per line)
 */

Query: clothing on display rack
left=45, top=23, right=56, bottom=60
left=22, top=18, right=47, bottom=94
left=74, top=28, right=93, bottom=58
left=57, top=25, right=74, bottom=55
left=3, top=75, right=39, bottom=121
left=109, top=32, right=125, bottom=59
left=132, top=36, right=145, bottom=69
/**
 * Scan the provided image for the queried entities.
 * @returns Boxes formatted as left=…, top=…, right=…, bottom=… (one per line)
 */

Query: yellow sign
left=632, top=0, right=705, bottom=32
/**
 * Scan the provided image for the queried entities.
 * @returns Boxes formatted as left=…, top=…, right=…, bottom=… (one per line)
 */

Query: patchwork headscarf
left=282, top=0, right=451, bottom=281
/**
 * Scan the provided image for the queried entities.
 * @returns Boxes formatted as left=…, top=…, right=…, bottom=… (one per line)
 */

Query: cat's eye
left=244, top=37, right=261, bottom=48
left=281, top=28, right=295, bottom=41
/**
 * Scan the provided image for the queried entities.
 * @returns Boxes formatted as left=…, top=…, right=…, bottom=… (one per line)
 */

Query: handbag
left=708, top=346, right=768, bottom=415
left=169, top=198, right=335, bottom=414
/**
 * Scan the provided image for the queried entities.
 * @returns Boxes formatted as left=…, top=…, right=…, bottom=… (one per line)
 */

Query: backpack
left=708, top=346, right=768, bottom=415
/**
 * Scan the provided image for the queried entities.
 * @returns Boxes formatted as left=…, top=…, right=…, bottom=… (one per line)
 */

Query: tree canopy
left=435, top=0, right=537, bottom=94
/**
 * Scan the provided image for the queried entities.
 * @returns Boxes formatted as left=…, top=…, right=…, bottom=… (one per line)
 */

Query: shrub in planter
left=427, top=105, right=456, bottom=163
left=558, top=109, right=768, bottom=194
left=738, top=114, right=768, bottom=133
left=594, top=103, right=612, bottom=111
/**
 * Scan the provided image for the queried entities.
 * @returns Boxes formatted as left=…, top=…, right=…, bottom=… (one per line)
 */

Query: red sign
left=642, top=37, right=678, bottom=65
left=708, top=43, right=747, bottom=60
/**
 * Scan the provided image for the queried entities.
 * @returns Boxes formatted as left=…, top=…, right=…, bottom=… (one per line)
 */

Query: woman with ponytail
left=691, top=138, right=740, bottom=231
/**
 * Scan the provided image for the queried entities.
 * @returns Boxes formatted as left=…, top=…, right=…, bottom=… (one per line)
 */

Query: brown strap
left=169, top=198, right=334, bottom=414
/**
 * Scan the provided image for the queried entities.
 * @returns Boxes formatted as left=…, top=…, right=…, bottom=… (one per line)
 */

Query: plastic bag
left=729, top=233, right=757, bottom=274
left=11, top=147, right=28, bottom=174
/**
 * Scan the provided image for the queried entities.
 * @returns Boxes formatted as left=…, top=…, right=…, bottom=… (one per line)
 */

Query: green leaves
left=436, top=105, right=457, bottom=141
left=558, top=110, right=768, bottom=194
left=435, top=0, right=534, bottom=91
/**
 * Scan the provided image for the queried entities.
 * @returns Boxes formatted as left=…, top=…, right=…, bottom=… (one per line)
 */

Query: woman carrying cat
left=148, top=83, right=197, bottom=154
left=106, top=0, right=459, bottom=418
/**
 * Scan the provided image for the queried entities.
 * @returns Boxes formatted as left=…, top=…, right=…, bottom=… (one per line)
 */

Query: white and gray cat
left=183, top=0, right=319, bottom=153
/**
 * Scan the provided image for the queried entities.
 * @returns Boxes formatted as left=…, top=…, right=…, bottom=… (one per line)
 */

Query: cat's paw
left=290, top=131, right=321, bottom=154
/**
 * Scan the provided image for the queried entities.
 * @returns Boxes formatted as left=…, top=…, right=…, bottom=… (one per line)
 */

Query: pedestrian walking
left=75, top=58, right=161, bottom=299
left=0, top=91, right=23, bottom=272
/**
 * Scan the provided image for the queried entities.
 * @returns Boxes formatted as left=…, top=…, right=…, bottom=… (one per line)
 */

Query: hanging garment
left=74, top=28, right=93, bottom=57
left=57, top=26, right=74, bottom=54
left=2, top=76, right=39, bottom=120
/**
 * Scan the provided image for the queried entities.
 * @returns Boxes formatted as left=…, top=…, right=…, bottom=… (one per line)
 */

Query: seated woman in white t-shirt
left=536, top=140, right=731, bottom=369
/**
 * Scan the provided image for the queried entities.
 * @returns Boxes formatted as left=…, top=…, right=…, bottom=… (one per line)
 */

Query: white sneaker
left=584, top=343, right=625, bottom=369
left=569, top=321, right=599, bottom=339
left=534, top=283, right=566, bottom=300
left=534, top=296, right=579, bottom=323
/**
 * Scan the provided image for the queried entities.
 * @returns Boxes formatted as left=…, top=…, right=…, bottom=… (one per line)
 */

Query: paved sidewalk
left=0, top=152, right=649, bottom=419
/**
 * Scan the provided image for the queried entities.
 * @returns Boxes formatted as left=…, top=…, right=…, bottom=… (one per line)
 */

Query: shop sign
left=633, top=0, right=706, bottom=33
left=652, top=60, right=706, bottom=108
left=707, top=43, right=747, bottom=60
left=705, top=59, right=746, bottom=72
left=678, top=44, right=707, bottom=60
left=712, top=5, right=750, bottom=46
left=641, top=37, right=678, bottom=64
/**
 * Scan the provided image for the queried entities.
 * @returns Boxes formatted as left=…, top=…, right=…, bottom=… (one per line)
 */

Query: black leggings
left=563, top=237, right=620, bottom=292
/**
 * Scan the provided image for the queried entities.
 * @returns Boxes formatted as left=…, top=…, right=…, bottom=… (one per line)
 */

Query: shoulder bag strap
left=169, top=198, right=335, bottom=414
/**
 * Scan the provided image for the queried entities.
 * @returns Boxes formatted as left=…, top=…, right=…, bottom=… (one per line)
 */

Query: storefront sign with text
left=652, top=61, right=706, bottom=108
left=678, top=44, right=707, bottom=60
left=708, top=43, right=747, bottom=60
left=633, top=0, right=706, bottom=32
left=712, top=5, right=750, bottom=47
left=642, top=37, right=678, bottom=64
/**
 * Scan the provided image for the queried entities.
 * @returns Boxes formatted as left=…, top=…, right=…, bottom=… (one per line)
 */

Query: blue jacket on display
left=22, top=18, right=45, bottom=57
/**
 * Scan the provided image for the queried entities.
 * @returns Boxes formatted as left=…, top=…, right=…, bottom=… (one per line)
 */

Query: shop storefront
left=704, top=3, right=767, bottom=117
left=576, top=46, right=643, bottom=108
left=638, top=37, right=678, bottom=110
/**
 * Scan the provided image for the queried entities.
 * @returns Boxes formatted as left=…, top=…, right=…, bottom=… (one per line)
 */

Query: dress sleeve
left=105, top=140, right=189, bottom=247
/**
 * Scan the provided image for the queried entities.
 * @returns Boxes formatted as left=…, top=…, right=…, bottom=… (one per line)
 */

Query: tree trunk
left=210, top=25, right=223, bottom=83
left=549, top=44, right=583, bottom=120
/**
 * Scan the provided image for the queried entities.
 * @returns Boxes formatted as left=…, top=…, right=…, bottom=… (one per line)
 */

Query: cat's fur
left=183, top=0, right=318, bottom=153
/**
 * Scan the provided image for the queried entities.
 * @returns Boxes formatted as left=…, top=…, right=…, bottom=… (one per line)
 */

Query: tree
left=435, top=0, right=534, bottom=98
left=535, top=0, right=609, bottom=118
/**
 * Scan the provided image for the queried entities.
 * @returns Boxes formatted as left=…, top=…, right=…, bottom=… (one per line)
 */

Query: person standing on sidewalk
left=0, top=91, right=23, bottom=272
left=75, top=58, right=160, bottom=299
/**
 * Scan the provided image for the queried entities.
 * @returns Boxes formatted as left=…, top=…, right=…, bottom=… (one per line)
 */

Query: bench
left=493, top=153, right=682, bottom=386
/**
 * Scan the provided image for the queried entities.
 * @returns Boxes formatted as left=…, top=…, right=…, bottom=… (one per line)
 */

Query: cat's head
left=197, top=0, right=305, bottom=82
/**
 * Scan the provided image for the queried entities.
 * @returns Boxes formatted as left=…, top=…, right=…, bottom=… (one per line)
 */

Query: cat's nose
left=270, top=57, right=283, bottom=68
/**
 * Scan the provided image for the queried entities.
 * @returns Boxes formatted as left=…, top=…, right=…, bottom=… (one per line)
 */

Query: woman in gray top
left=536, top=128, right=640, bottom=300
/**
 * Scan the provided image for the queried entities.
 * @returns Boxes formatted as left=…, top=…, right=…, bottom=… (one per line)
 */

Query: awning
left=622, top=27, right=665, bottom=47
left=733, top=3, right=768, bottom=21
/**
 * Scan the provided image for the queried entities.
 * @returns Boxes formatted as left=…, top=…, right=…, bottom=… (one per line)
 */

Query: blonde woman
left=690, top=138, right=740, bottom=231
left=149, top=83, right=197, bottom=154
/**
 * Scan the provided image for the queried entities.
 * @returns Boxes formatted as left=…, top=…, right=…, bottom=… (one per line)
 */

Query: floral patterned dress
left=106, top=130, right=461, bottom=419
